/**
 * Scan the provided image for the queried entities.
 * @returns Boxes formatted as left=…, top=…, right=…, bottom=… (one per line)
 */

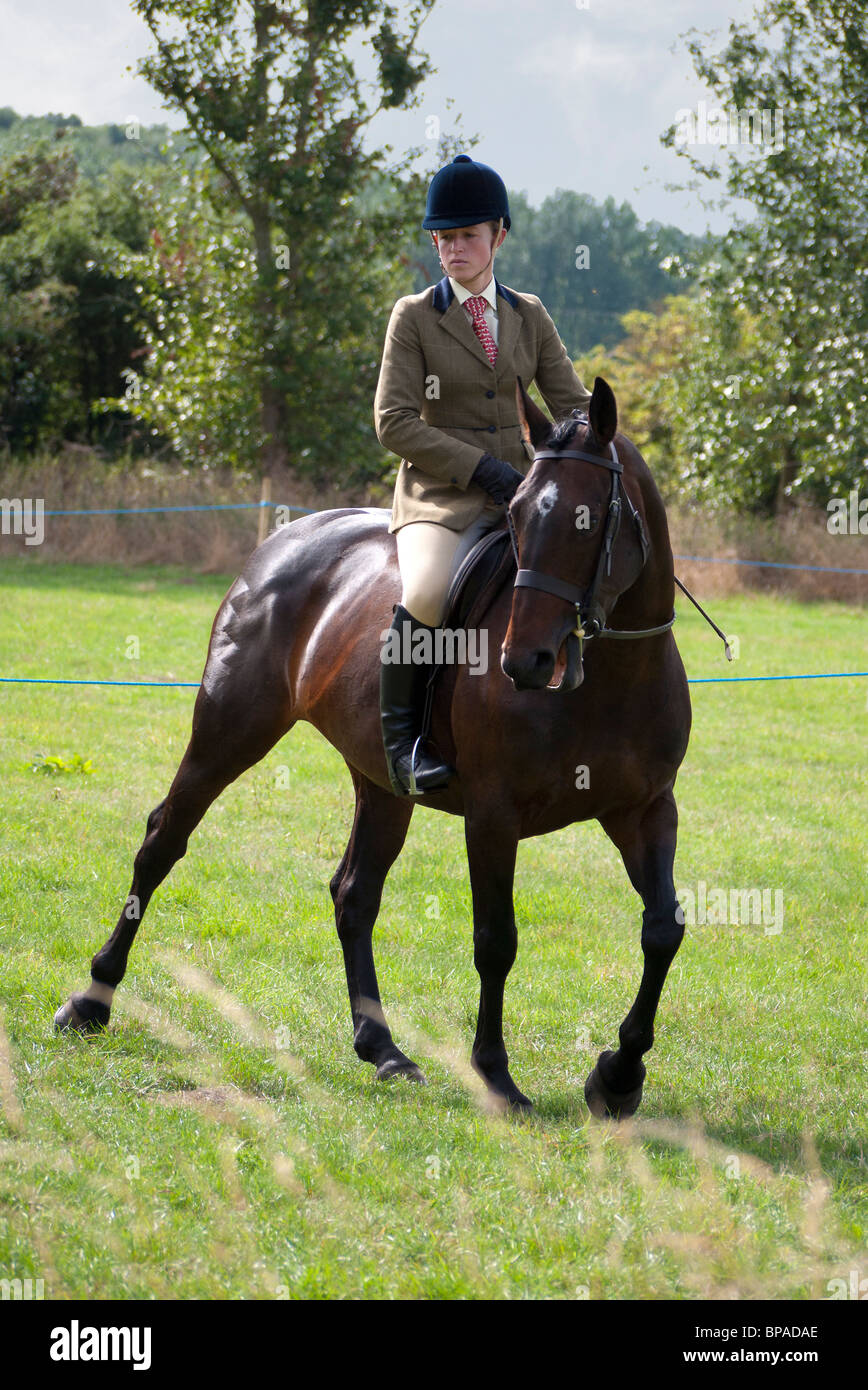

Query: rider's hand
left=471, top=453, right=525, bottom=505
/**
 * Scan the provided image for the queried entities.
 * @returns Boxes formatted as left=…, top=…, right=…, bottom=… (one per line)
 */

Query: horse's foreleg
left=56, top=692, right=293, bottom=1033
left=330, top=772, right=423, bottom=1083
left=465, top=814, right=530, bottom=1109
left=588, top=788, right=684, bottom=1118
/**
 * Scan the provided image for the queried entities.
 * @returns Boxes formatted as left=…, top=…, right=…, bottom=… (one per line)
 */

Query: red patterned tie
left=464, top=295, right=498, bottom=366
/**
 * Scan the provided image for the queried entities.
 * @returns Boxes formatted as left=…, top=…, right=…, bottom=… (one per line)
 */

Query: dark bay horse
left=56, top=377, right=691, bottom=1118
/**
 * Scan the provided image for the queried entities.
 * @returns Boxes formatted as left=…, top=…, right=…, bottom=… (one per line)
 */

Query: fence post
left=257, top=476, right=272, bottom=546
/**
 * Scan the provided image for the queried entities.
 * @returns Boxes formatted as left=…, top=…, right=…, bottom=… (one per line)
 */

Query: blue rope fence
left=31, top=499, right=868, bottom=575
left=673, top=553, right=868, bottom=576
left=0, top=678, right=201, bottom=688
left=42, top=501, right=319, bottom=518
left=2, top=672, right=866, bottom=689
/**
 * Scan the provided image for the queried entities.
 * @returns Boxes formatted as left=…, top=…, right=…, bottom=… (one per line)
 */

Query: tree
left=128, top=0, right=437, bottom=479
left=663, top=0, right=868, bottom=510
left=572, top=296, right=698, bottom=498
left=495, top=191, right=699, bottom=356
left=0, top=143, right=148, bottom=451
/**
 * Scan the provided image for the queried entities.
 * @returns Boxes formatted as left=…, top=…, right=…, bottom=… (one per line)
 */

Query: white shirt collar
left=449, top=275, right=497, bottom=311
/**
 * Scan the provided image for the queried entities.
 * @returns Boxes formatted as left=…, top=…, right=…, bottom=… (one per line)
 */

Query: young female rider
left=374, top=153, right=592, bottom=796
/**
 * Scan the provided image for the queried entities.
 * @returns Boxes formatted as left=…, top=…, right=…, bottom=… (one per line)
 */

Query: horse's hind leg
left=55, top=686, right=294, bottom=1033
left=586, top=788, right=684, bottom=1118
left=330, top=770, right=423, bottom=1083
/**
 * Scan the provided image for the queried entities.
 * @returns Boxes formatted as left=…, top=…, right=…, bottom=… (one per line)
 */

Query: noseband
left=505, top=434, right=676, bottom=645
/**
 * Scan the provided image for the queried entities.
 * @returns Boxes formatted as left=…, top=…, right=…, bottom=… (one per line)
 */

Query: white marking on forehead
left=537, top=480, right=559, bottom=516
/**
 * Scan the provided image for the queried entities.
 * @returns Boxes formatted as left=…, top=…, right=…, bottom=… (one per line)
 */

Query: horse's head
left=501, top=376, right=651, bottom=692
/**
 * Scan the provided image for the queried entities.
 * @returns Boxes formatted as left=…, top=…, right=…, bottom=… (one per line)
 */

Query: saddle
left=443, top=521, right=514, bottom=630
left=417, top=521, right=515, bottom=745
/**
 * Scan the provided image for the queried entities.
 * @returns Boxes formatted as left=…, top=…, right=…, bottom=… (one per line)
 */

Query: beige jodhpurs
left=396, top=500, right=505, bottom=627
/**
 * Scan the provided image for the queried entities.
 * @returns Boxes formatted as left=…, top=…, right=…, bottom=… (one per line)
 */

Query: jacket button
left=487, top=425, right=496, bottom=433
left=486, top=389, right=495, bottom=398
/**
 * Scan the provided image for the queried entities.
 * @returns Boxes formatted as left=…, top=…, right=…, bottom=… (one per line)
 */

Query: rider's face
left=434, top=223, right=504, bottom=285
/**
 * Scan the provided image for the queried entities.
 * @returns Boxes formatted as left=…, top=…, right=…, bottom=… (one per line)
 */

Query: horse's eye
left=574, top=505, right=601, bottom=534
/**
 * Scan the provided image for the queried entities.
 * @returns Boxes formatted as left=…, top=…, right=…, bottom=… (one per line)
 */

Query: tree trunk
left=251, top=202, right=288, bottom=475
left=250, top=2, right=287, bottom=476
left=775, top=441, right=798, bottom=513
left=775, top=385, right=800, bottom=514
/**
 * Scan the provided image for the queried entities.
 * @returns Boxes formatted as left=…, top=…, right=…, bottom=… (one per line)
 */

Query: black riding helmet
left=422, top=154, right=511, bottom=230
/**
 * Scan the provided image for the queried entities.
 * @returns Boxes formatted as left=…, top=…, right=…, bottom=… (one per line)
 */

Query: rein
left=504, top=439, right=676, bottom=647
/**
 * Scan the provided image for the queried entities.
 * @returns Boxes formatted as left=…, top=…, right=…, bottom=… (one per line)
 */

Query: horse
left=55, top=376, right=692, bottom=1119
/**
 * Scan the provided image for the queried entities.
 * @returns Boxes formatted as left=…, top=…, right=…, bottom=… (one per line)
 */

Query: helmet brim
left=423, top=213, right=511, bottom=231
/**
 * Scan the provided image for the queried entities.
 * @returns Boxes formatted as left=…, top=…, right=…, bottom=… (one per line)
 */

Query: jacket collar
left=431, top=275, right=521, bottom=374
left=431, top=274, right=519, bottom=313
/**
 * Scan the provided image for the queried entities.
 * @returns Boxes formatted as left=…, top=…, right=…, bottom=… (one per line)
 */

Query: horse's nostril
left=501, top=645, right=555, bottom=690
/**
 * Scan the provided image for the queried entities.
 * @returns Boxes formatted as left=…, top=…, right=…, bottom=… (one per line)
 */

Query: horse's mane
left=546, top=414, right=588, bottom=451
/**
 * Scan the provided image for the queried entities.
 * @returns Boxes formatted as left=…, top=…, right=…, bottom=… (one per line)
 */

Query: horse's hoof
left=480, top=1087, right=534, bottom=1118
left=584, top=1050, right=644, bottom=1119
left=375, top=1054, right=427, bottom=1085
left=54, top=994, right=111, bottom=1035
left=471, top=1057, right=533, bottom=1112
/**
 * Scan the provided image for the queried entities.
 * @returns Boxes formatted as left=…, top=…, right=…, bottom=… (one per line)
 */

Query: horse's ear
left=589, top=377, right=617, bottom=447
left=515, top=376, right=552, bottom=448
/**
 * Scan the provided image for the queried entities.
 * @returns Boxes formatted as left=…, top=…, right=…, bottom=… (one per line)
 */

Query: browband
left=532, top=447, right=623, bottom=474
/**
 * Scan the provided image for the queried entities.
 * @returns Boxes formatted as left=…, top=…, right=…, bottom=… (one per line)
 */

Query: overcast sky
left=0, top=0, right=760, bottom=234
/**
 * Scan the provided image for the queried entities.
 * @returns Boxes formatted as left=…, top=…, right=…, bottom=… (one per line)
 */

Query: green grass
left=0, top=555, right=865, bottom=1299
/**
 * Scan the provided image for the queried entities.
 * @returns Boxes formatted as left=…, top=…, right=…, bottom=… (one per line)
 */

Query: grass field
left=0, top=554, right=865, bottom=1300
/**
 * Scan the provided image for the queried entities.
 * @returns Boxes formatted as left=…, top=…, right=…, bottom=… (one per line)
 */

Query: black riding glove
left=470, top=453, right=525, bottom=505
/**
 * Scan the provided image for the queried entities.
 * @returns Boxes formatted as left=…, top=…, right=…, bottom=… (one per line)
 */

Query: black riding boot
left=380, top=605, right=454, bottom=796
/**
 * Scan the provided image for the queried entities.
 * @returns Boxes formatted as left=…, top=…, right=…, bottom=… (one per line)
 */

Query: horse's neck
left=613, top=483, right=675, bottom=628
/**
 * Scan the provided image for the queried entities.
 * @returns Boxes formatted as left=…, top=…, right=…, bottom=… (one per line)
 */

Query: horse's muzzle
left=501, top=631, right=584, bottom=693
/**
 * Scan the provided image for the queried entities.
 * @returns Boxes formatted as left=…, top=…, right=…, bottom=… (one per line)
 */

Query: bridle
left=504, top=427, right=676, bottom=654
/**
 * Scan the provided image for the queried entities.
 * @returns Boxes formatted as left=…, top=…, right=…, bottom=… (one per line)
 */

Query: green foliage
left=501, top=191, right=699, bottom=356
left=122, top=0, right=437, bottom=479
left=660, top=290, right=823, bottom=512
left=0, top=108, right=199, bottom=179
left=662, top=0, right=868, bottom=511
left=28, top=753, right=94, bottom=775
left=576, top=292, right=811, bottom=511
left=575, top=295, right=698, bottom=498
left=107, top=164, right=264, bottom=469
left=0, top=141, right=151, bottom=452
